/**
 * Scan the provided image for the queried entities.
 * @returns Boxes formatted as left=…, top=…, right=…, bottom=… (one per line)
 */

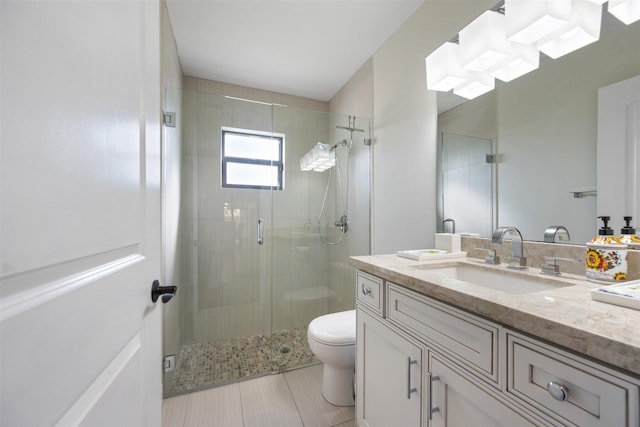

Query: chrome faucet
left=543, top=226, right=570, bottom=243
left=491, top=226, right=527, bottom=269
left=443, top=218, right=455, bottom=234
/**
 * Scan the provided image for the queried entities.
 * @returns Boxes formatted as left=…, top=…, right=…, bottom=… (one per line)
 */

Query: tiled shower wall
left=178, top=81, right=370, bottom=346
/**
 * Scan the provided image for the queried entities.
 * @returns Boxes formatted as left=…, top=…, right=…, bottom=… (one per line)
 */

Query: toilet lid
left=308, top=310, right=356, bottom=346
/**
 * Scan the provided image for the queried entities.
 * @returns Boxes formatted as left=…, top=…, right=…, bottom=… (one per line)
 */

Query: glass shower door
left=439, top=132, right=494, bottom=237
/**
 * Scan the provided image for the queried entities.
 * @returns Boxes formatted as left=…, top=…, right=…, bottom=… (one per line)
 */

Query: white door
left=1, top=1, right=163, bottom=426
left=597, top=75, right=640, bottom=232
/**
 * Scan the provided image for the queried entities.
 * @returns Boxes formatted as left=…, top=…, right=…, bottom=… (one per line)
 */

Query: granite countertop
left=351, top=254, right=640, bottom=377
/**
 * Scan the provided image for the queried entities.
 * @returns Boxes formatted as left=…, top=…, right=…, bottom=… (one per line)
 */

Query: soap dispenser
left=586, top=216, right=628, bottom=282
left=618, top=216, right=640, bottom=250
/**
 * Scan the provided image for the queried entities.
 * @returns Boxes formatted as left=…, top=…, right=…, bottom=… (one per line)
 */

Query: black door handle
left=151, top=280, right=177, bottom=303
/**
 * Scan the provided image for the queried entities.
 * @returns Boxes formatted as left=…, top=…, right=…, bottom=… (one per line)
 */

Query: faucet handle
left=474, top=247, right=500, bottom=265
left=507, top=256, right=527, bottom=269
left=541, top=256, right=579, bottom=276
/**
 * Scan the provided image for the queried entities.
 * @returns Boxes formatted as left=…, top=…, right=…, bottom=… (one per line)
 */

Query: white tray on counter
left=396, top=249, right=467, bottom=261
left=590, top=280, right=640, bottom=310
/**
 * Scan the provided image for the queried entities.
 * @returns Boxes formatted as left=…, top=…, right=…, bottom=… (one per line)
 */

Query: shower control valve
left=335, top=215, right=349, bottom=233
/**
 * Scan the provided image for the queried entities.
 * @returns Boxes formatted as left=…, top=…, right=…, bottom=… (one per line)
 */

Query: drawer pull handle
left=407, top=358, right=418, bottom=399
left=429, top=374, right=440, bottom=419
left=361, top=285, right=372, bottom=296
left=547, top=381, right=569, bottom=401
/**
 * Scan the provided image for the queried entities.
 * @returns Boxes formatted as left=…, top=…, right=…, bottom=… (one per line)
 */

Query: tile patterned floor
left=163, top=364, right=356, bottom=427
left=165, top=327, right=319, bottom=395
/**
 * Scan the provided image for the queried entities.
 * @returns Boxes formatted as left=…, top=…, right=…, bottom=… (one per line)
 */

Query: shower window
left=221, top=128, right=284, bottom=190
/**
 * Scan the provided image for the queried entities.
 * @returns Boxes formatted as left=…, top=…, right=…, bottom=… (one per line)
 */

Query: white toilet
left=307, top=309, right=356, bottom=406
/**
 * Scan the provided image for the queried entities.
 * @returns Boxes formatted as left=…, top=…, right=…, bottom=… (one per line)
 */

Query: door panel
left=430, top=355, right=535, bottom=427
left=356, top=309, right=423, bottom=427
left=0, top=1, right=162, bottom=425
left=597, top=75, right=640, bottom=230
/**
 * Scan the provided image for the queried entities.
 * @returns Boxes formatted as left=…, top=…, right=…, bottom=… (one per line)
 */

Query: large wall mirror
left=436, top=5, right=640, bottom=245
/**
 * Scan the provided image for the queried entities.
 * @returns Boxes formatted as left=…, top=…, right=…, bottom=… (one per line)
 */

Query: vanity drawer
left=387, top=283, right=499, bottom=384
left=356, top=271, right=384, bottom=316
left=507, top=333, right=640, bottom=426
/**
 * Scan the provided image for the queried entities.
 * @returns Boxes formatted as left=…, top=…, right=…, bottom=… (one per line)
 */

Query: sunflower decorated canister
left=586, top=216, right=628, bottom=283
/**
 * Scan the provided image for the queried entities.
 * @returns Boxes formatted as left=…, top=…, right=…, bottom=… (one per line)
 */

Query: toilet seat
left=308, top=310, right=356, bottom=346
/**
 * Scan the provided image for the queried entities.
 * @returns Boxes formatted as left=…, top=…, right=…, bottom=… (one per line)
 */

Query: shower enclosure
left=163, top=89, right=370, bottom=396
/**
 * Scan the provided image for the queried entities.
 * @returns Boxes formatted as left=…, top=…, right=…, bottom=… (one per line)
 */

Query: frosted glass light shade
left=460, top=11, right=510, bottom=72
left=608, top=0, right=640, bottom=24
left=505, top=0, right=573, bottom=44
left=538, top=0, right=603, bottom=59
left=490, top=42, right=540, bottom=82
left=300, top=143, right=335, bottom=172
left=426, top=42, right=468, bottom=92
left=453, top=72, right=495, bottom=100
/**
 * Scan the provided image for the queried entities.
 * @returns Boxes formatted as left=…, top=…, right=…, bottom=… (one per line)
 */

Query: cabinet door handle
left=361, top=284, right=372, bottom=296
left=429, top=373, right=441, bottom=419
left=547, top=381, right=569, bottom=401
left=407, top=357, right=418, bottom=399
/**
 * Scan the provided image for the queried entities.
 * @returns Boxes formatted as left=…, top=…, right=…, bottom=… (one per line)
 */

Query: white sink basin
left=411, top=262, right=573, bottom=295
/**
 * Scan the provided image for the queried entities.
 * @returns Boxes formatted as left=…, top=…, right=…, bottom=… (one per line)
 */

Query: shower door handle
left=257, top=218, right=264, bottom=245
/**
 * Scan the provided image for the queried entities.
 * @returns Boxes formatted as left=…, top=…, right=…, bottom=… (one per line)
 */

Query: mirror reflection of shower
left=301, top=116, right=365, bottom=245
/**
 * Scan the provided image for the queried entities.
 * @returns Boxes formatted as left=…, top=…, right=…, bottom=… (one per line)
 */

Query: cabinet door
left=430, top=354, right=536, bottom=427
left=356, top=308, right=423, bottom=427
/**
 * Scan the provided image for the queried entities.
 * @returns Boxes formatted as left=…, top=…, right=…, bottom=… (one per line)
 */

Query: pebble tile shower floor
left=166, top=327, right=319, bottom=396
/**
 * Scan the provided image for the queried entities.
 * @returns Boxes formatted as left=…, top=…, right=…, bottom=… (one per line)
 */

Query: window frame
left=221, top=128, right=285, bottom=191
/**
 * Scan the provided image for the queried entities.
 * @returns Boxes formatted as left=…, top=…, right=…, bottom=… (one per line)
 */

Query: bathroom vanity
left=352, top=255, right=640, bottom=427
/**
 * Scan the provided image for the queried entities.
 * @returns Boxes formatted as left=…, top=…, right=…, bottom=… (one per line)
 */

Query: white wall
left=329, top=59, right=374, bottom=306
left=370, top=0, right=494, bottom=254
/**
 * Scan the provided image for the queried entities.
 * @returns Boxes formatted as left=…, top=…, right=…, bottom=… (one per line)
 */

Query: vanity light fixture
left=505, top=0, right=573, bottom=44
left=608, top=0, right=640, bottom=24
left=459, top=10, right=511, bottom=72
left=300, top=142, right=335, bottom=172
left=425, top=0, right=633, bottom=100
left=453, top=71, right=495, bottom=100
left=425, top=42, right=468, bottom=92
left=537, top=0, right=603, bottom=59
left=458, top=7, right=542, bottom=86
left=490, top=41, right=539, bottom=82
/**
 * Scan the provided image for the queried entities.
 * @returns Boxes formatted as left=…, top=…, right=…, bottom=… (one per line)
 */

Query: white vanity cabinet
left=355, top=270, right=640, bottom=427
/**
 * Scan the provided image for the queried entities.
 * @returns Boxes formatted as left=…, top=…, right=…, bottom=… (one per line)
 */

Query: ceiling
left=165, top=0, right=425, bottom=102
